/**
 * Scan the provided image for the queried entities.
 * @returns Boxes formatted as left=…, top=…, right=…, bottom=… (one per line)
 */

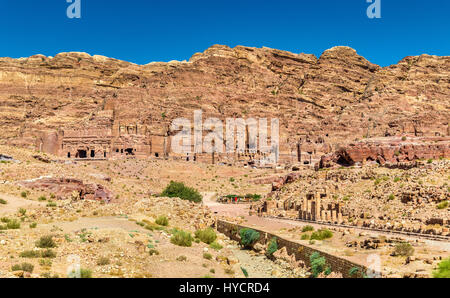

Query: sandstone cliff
left=0, top=45, right=448, bottom=150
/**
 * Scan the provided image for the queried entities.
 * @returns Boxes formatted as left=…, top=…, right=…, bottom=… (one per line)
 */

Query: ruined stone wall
left=217, top=220, right=378, bottom=278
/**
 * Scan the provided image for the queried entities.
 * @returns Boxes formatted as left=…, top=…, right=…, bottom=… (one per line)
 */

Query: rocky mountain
left=0, top=45, right=448, bottom=150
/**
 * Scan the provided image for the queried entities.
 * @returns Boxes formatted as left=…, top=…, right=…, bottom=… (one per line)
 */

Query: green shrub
left=0, top=199, right=7, bottom=204
left=239, top=228, right=260, bottom=249
left=36, top=235, right=57, bottom=248
left=161, top=181, right=202, bottom=203
left=301, top=234, right=310, bottom=240
left=302, top=225, right=314, bottom=232
left=41, top=249, right=57, bottom=259
left=47, top=201, right=57, bottom=207
left=20, top=191, right=28, bottom=198
left=97, top=257, right=110, bottom=266
left=394, top=242, right=414, bottom=257
left=203, top=253, right=212, bottom=260
left=388, top=194, right=395, bottom=201
left=241, top=267, right=249, bottom=278
left=266, top=237, right=278, bottom=257
left=176, top=255, right=187, bottom=262
left=20, top=250, right=40, bottom=258
left=38, top=196, right=47, bottom=201
left=310, top=252, right=327, bottom=278
left=155, top=216, right=169, bottom=226
left=39, top=259, right=52, bottom=267
left=310, top=229, right=333, bottom=241
left=29, top=222, right=37, bottom=229
left=349, top=267, right=361, bottom=278
left=170, top=230, right=193, bottom=247
left=195, top=228, right=217, bottom=244
left=427, top=159, right=433, bottom=164
left=6, top=219, right=21, bottom=229
left=437, top=201, right=449, bottom=210
left=433, top=258, right=450, bottom=278
left=149, top=249, right=160, bottom=256
left=209, top=241, right=223, bottom=251
left=80, top=268, right=92, bottom=278
left=12, top=263, right=34, bottom=273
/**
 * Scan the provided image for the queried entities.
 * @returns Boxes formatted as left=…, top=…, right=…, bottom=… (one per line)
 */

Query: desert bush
left=29, top=222, right=37, bottom=229
left=20, top=250, right=40, bottom=258
left=12, top=263, right=34, bottom=273
left=195, top=228, right=217, bottom=244
left=79, top=268, right=92, bottom=278
left=239, top=228, right=260, bottom=249
left=170, top=229, right=193, bottom=247
left=301, top=234, right=310, bottom=240
left=47, top=201, right=57, bottom=207
left=241, top=267, right=249, bottom=278
left=39, top=259, right=52, bottom=267
left=266, top=237, right=278, bottom=257
left=176, top=255, right=187, bottom=262
left=310, top=252, right=330, bottom=278
left=40, top=249, right=57, bottom=259
left=310, top=229, right=333, bottom=241
left=0, top=199, right=7, bottom=204
left=433, top=258, right=450, bottom=278
left=155, top=215, right=169, bottom=226
left=209, top=241, right=223, bottom=251
left=36, top=235, right=57, bottom=248
left=20, top=191, right=28, bottom=198
left=149, top=249, right=160, bottom=256
left=394, top=242, right=414, bottom=257
left=203, top=253, right=212, bottom=260
left=437, top=201, right=449, bottom=210
left=302, top=225, right=314, bottom=232
left=38, top=196, right=47, bottom=201
left=6, top=219, right=21, bottom=229
left=161, top=181, right=202, bottom=203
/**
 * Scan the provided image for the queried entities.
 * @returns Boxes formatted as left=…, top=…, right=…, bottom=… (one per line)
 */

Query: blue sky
left=0, top=0, right=448, bottom=66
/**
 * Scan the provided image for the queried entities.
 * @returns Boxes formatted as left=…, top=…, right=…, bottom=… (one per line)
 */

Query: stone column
left=315, top=193, right=321, bottom=221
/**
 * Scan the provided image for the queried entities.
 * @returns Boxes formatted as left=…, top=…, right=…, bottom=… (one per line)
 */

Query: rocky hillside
left=0, top=45, right=448, bottom=148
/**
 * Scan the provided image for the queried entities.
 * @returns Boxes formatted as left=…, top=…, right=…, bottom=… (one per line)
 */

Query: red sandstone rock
left=19, top=177, right=113, bottom=203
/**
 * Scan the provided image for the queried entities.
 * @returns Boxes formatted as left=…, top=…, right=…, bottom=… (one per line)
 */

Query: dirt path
left=0, top=194, right=45, bottom=216
left=50, top=216, right=148, bottom=233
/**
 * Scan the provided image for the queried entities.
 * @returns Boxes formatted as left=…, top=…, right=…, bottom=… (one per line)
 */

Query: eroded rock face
left=19, top=177, right=113, bottom=202
left=0, top=45, right=448, bottom=162
left=320, top=136, right=450, bottom=168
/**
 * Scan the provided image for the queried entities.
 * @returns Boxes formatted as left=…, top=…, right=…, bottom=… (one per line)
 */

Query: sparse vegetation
left=266, top=237, right=278, bottom=257
left=310, top=252, right=330, bottom=278
left=97, top=257, right=110, bottom=266
left=239, top=228, right=260, bottom=249
left=35, top=235, right=57, bottom=248
left=437, top=201, right=449, bottom=210
left=241, top=267, right=249, bottom=278
left=302, top=225, right=314, bottom=232
left=310, top=229, right=333, bottom=241
left=195, top=228, right=217, bottom=244
left=209, top=241, right=223, bottom=251
left=12, top=262, right=34, bottom=273
left=433, top=258, right=450, bottom=278
left=394, top=242, right=414, bottom=257
left=203, top=253, right=212, bottom=260
left=155, top=215, right=169, bottom=226
left=0, top=199, right=7, bottom=204
left=170, top=229, right=194, bottom=247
